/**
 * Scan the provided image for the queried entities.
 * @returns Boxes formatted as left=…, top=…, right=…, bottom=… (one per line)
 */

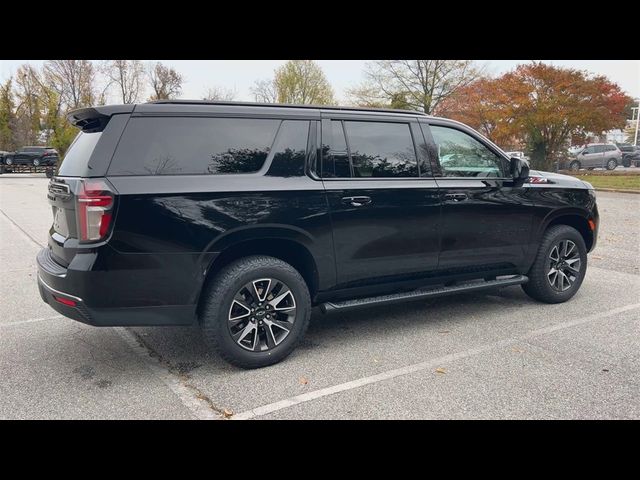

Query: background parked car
left=3, top=146, right=59, bottom=166
left=615, top=142, right=640, bottom=167
left=505, top=151, right=530, bottom=162
left=563, top=143, right=622, bottom=171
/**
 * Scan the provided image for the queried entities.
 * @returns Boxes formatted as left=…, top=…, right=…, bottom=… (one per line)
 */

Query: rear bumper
left=36, top=247, right=197, bottom=326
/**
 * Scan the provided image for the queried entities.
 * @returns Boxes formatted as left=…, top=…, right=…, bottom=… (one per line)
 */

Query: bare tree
left=43, top=60, right=95, bottom=110
left=349, top=60, right=483, bottom=114
left=147, top=62, right=183, bottom=100
left=101, top=60, right=145, bottom=104
left=203, top=87, right=237, bottom=101
left=14, top=65, right=42, bottom=145
left=250, top=79, right=278, bottom=103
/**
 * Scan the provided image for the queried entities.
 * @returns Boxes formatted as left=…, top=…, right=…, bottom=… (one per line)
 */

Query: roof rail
left=146, top=99, right=429, bottom=116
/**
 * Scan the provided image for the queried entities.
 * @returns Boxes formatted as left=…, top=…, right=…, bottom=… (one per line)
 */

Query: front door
left=423, top=123, right=535, bottom=273
left=581, top=145, right=605, bottom=168
left=321, top=116, right=441, bottom=287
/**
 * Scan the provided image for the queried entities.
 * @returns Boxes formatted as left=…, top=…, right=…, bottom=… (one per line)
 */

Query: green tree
left=0, top=78, right=17, bottom=151
left=273, top=60, right=335, bottom=105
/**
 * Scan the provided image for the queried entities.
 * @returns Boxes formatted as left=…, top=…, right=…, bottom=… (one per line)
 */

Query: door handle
left=342, top=196, right=372, bottom=207
left=444, top=193, right=468, bottom=202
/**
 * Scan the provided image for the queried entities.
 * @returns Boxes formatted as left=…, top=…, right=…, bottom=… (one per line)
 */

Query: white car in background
left=505, top=151, right=530, bottom=162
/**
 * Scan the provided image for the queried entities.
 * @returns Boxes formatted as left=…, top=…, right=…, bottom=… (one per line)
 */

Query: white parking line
left=114, top=328, right=221, bottom=420
left=232, top=302, right=640, bottom=420
left=0, top=315, right=63, bottom=328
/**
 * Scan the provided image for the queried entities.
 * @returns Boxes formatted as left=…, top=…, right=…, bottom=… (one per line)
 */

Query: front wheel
left=522, top=225, right=587, bottom=304
left=569, top=160, right=580, bottom=171
left=32, top=158, right=40, bottom=166
left=606, top=158, right=617, bottom=170
left=199, top=255, right=311, bottom=369
left=4, top=157, right=12, bottom=165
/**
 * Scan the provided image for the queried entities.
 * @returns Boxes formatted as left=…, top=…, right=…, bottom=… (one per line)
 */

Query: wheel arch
left=541, top=210, right=594, bottom=252
left=196, top=226, right=324, bottom=314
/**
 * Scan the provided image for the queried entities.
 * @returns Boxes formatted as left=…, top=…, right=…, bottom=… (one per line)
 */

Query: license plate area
left=52, top=206, right=70, bottom=237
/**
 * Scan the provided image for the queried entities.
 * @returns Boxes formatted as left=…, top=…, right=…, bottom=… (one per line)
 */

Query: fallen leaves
left=222, top=408, right=234, bottom=418
left=435, top=368, right=446, bottom=374
left=299, top=376, right=309, bottom=385
left=512, top=347, right=524, bottom=353
left=591, top=255, right=603, bottom=260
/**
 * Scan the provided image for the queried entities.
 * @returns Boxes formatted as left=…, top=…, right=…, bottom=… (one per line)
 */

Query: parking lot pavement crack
left=0, top=208, right=44, bottom=248
left=115, top=327, right=231, bottom=420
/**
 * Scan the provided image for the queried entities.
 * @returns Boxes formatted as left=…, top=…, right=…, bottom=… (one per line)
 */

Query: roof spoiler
left=67, top=105, right=135, bottom=132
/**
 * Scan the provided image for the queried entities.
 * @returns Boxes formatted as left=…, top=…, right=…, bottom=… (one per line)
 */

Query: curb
left=595, top=188, right=640, bottom=194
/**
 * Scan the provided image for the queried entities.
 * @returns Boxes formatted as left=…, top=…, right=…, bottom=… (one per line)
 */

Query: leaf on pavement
left=222, top=408, right=234, bottom=418
left=435, top=368, right=446, bottom=374
left=591, top=255, right=603, bottom=260
left=299, top=376, right=309, bottom=385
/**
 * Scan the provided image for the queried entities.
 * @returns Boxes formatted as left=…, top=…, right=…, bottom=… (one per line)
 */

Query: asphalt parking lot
left=1, top=174, right=639, bottom=419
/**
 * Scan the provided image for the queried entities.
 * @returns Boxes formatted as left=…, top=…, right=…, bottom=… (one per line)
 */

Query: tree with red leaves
left=439, top=62, right=632, bottom=170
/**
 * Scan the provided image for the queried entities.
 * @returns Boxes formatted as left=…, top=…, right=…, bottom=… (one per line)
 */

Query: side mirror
left=510, top=156, right=529, bottom=182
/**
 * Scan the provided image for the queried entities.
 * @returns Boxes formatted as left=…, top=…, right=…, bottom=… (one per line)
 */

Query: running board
left=320, top=275, right=528, bottom=313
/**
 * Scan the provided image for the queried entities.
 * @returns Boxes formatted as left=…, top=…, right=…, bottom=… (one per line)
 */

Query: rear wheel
left=199, top=255, right=311, bottom=369
left=522, top=225, right=587, bottom=304
left=606, top=158, right=617, bottom=170
left=32, top=158, right=40, bottom=166
left=569, top=160, right=580, bottom=171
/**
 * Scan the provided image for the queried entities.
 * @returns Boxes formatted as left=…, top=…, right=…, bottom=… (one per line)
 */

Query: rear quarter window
left=57, top=131, right=103, bottom=176
left=107, top=117, right=281, bottom=176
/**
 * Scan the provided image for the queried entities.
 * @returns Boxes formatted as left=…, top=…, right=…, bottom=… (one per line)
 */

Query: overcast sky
left=1, top=60, right=638, bottom=103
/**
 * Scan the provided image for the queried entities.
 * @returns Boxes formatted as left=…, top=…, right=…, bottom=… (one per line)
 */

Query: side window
left=593, top=145, right=605, bottom=154
left=582, top=147, right=593, bottom=154
left=605, top=145, right=616, bottom=152
left=108, top=117, right=280, bottom=176
left=429, top=125, right=505, bottom=178
left=321, top=120, right=350, bottom=178
left=265, top=120, right=310, bottom=177
left=344, top=121, right=418, bottom=178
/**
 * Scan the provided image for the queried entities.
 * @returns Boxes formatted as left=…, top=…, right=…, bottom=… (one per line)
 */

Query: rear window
left=57, top=131, right=103, bottom=176
left=108, top=117, right=280, bottom=176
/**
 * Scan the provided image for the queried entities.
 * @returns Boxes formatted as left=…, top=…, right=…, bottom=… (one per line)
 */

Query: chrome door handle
left=342, top=196, right=372, bottom=207
left=444, top=193, right=468, bottom=202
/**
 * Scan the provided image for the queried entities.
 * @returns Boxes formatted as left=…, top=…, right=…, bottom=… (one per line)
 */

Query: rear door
left=46, top=114, right=129, bottom=266
left=582, top=145, right=604, bottom=167
left=422, top=121, right=535, bottom=272
left=321, top=114, right=441, bottom=287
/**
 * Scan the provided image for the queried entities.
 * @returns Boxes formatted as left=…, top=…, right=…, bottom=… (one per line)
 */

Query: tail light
left=76, top=179, right=114, bottom=242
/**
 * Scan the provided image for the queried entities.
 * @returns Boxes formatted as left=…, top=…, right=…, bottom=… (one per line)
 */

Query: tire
left=5, top=157, right=12, bottom=165
left=199, top=255, right=311, bottom=369
left=606, top=158, right=617, bottom=170
left=522, top=225, right=587, bottom=304
left=569, top=160, right=580, bottom=171
left=622, top=156, right=631, bottom=168
left=33, top=158, right=40, bottom=166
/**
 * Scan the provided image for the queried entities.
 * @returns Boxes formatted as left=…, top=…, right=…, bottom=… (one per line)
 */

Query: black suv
left=36, top=101, right=599, bottom=368
left=3, top=146, right=59, bottom=166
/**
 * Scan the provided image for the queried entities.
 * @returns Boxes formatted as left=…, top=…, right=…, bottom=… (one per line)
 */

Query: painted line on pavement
left=232, top=302, right=640, bottom=420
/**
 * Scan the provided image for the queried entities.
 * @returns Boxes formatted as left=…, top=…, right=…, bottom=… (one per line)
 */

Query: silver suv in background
left=566, top=143, right=622, bottom=171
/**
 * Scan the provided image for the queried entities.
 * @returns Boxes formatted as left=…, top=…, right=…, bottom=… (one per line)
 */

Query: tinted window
left=266, top=120, right=310, bottom=177
left=108, top=117, right=279, bottom=176
left=58, top=131, right=103, bottom=176
left=321, top=120, right=350, bottom=178
left=593, top=145, right=605, bottom=154
left=605, top=145, right=617, bottom=152
left=344, top=121, right=418, bottom=178
left=429, top=125, right=505, bottom=178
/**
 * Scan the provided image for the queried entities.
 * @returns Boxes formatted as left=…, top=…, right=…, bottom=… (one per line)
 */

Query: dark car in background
left=3, top=146, right=59, bottom=166
left=615, top=142, right=640, bottom=167
left=36, top=100, right=599, bottom=368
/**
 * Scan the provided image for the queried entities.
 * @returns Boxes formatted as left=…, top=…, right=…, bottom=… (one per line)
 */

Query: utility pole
left=634, top=101, right=639, bottom=146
